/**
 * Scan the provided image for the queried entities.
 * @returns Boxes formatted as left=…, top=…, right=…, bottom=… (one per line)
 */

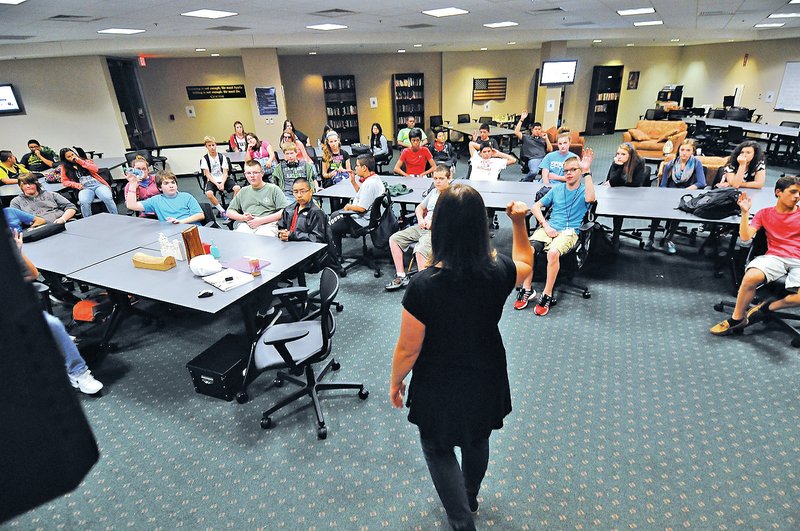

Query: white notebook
left=202, top=268, right=255, bottom=292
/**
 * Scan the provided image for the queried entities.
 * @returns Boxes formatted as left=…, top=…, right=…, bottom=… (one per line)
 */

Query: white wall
left=0, top=56, right=127, bottom=158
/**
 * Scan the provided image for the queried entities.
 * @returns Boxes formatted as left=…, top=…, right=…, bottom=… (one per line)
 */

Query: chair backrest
left=727, top=125, right=744, bottom=143
left=725, top=108, right=749, bottom=122
left=457, top=114, right=471, bottom=124
left=430, top=115, right=443, bottom=129
left=72, top=146, right=89, bottom=159
left=708, top=108, right=726, bottom=119
left=478, top=116, right=492, bottom=125
left=199, top=202, right=220, bottom=227
left=644, top=109, right=657, bottom=120
left=317, top=267, right=339, bottom=346
left=695, top=119, right=707, bottom=134
left=125, top=149, right=153, bottom=167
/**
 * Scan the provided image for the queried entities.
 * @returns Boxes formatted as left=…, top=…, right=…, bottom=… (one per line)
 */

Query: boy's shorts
left=530, top=227, right=579, bottom=256
left=747, top=255, right=800, bottom=290
left=390, top=225, right=432, bottom=259
left=204, top=177, right=237, bottom=194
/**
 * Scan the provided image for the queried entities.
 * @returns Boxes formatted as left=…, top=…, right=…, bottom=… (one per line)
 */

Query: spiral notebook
left=202, top=268, right=255, bottom=292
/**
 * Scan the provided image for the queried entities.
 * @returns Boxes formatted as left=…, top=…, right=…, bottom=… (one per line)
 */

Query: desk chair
left=125, top=149, right=167, bottom=172
left=429, top=115, right=444, bottom=133
left=597, top=167, right=654, bottom=248
left=713, top=230, right=800, bottom=348
left=73, top=146, right=103, bottom=159
left=194, top=169, right=233, bottom=211
left=707, top=108, right=726, bottom=119
left=714, top=125, right=745, bottom=155
left=199, top=202, right=233, bottom=230
left=375, top=149, right=394, bottom=174
left=340, top=190, right=395, bottom=278
left=725, top=107, right=749, bottom=122
left=245, top=268, right=368, bottom=439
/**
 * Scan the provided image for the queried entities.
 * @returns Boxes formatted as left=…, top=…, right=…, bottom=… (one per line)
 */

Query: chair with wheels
left=340, top=190, right=394, bottom=278
left=241, top=268, right=369, bottom=439
left=375, top=149, right=394, bottom=174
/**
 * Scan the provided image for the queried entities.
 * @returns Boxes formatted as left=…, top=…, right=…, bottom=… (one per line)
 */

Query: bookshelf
left=585, top=65, right=623, bottom=135
left=322, top=75, right=359, bottom=145
left=392, top=73, right=424, bottom=138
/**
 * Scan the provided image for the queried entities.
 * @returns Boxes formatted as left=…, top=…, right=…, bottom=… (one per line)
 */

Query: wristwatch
left=582, top=172, right=592, bottom=177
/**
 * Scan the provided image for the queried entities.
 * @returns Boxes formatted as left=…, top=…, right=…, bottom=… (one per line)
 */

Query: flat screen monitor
left=0, top=84, right=25, bottom=115
left=682, top=97, right=694, bottom=108
left=722, top=95, right=735, bottom=107
left=540, top=60, right=578, bottom=86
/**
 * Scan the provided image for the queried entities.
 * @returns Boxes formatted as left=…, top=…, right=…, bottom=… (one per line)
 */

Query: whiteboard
left=775, top=61, right=800, bottom=112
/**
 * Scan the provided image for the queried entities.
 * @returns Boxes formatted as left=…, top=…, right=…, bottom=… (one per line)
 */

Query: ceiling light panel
left=422, top=7, right=469, bottom=17
left=97, top=28, right=145, bottom=35
left=754, top=22, right=784, bottom=27
left=181, top=9, right=237, bottom=19
left=0, top=0, right=27, bottom=4
left=633, top=20, right=663, bottom=26
left=617, top=7, right=655, bottom=16
left=768, top=13, right=800, bottom=18
left=483, top=21, right=518, bottom=28
left=306, top=23, right=348, bottom=31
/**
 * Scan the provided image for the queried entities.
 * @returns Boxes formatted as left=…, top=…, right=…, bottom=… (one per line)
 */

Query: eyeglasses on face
left=244, top=171, right=263, bottom=176
left=292, top=188, right=311, bottom=195
left=563, top=167, right=582, bottom=173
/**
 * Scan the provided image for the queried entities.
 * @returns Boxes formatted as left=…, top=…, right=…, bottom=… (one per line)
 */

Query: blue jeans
left=420, top=435, right=490, bottom=531
left=522, top=158, right=544, bottom=182
left=78, top=179, right=118, bottom=217
left=43, top=312, right=88, bottom=377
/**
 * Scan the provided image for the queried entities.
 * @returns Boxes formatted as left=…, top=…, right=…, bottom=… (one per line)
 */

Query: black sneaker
left=384, top=275, right=409, bottom=291
left=468, top=497, right=479, bottom=513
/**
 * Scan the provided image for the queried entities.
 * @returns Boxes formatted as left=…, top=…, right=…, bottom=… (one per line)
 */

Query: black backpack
left=676, top=188, right=740, bottom=220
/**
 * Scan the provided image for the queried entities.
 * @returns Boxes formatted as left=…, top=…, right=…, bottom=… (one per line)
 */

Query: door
left=106, top=58, right=157, bottom=150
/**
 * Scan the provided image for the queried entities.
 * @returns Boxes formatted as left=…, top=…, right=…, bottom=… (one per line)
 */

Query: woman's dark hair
left=245, top=132, right=261, bottom=149
left=283, top=119, right=294, bottom=131
left=729, top=140, right=764, bottom=176
left=430, top=184, right=495, bottom=276
left=59, top=147, right=81, bottom=181
left=370, top=122, right=383, bottom=149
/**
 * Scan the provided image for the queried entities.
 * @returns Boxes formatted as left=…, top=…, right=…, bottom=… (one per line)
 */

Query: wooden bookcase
left=322, top=75, right=359, bottom=145
left=392, top=73, right=425, bottom=138
left=585, top=65, right=624, bottom=135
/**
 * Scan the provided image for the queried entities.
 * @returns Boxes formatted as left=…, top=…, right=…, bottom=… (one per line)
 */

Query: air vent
left=562, top=21, right=595, bottom=27
left=310, top=8, right=357, bottom=17
left=527, top=7, right=566, bottom=14
left=207, top=26, right=248, bottom=32
left=698, top=11, right=734, bottom=16
left=401, top=23, right=435, bottom=29
left=47, top=14, right=103, bottom=22
left=0, top=35, right=33, bottom=41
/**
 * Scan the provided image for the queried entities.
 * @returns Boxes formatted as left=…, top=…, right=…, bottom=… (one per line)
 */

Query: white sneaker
left=69, top=370, right=104, bottom=395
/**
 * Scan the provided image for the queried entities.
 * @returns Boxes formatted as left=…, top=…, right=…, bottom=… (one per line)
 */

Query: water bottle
left=210, top=240, right=221, bottom=259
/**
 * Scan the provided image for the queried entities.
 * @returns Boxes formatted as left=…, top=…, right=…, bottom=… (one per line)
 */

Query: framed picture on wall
left=627, top=71, right=640, bottom=90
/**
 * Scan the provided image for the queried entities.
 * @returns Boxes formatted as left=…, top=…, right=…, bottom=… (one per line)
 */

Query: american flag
left=473, top=78, right=507, bottom=101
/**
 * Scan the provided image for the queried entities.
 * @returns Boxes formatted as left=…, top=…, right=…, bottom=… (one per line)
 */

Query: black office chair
left=375, top=149, right=394, bottom=174
left=125, top=149, right=168, bottom=172
left=429, top=115, right=444, bottom=133
left=199, top=202, right=233, bottom=230
left=715, top=125, right=745, bottom=155
left=725, top=107, right=749, bottom=122
left=73, top=146, right=104, bottom=159
left=457, top=114, right=471, bottom=124
left=692, top=119, right=710, bottom=150
left=707, top=108, right=726, bottom=119
left=478, top=116, right=494, bottom=126
left=341, top=191, right=394, bottom=278
left=713, top=229, right=800, bottom=348
left=244, top=268, right=369, bottom=438
left=644, top=108, right=666, bottom=121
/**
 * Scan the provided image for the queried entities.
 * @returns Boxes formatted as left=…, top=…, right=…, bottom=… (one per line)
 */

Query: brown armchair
left=545, top=127, right=584, bottom=158
left=622, top=120, right=688, bottom=159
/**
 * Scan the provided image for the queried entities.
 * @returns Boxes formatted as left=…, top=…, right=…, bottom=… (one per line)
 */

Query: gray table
left=63, top=212, right=184, bottom=244
left=443, top=122, right=516, bottom=137
left=683, top=117, right=800, bottom=138
left=23, top=231, right=136, bottom=276
left=94, top=157, right=128, bottom=170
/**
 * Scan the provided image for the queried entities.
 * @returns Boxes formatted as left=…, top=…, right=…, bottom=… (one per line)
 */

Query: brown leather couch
left=622, top=120, right=688, bottom=158
left=545, top=127, right=584, bottom=158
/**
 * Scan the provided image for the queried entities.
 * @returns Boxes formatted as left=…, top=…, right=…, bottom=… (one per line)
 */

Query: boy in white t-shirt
left=200, top=135, right=240, bottom=217
left=468, top=141, right=516, bottom=181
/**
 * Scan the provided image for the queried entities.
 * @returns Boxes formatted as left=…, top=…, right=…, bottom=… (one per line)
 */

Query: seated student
left=271, top=142, right=317, bottom=200
left=514, top=151, right=596, bottom=315
left=200, top=136, right=241, bottom=218
left=245, top=132, right=277, bottom=170
left=321, top=130, right=351, bottom=188
left=394, top=129, right=435, bottom=177
left=283, top=119, right=310, bottom=146
left=514, top=113, right=552, bottom=181
left=0, top=150, right=30, bottom=185
left=429, top=130, right=457, bottom=168
left=225, top=159, right=289, bottom=237
left=471, top=123, right=499, bottom=151
left=12, top=173, right=77, bottom=224
left=59, top=148, right=118, bottom=217
left=279, top=129, right=311, bottom=163
left=370, top=122, right=390, bottom=160
left=645, top=139, right=707, bottom=253
left=125, top=170, right=204, bottom=225
left=468, top=140, right=516, bottom=181
left=710, top=175, right=800, bottom=336
left=13, top=231, right=103, bottom=395
left=604, top=142, right=649, bottom=250
left=328, top=154, right=387, bottom=260
left=123, top=156, right=160, bottom=217
left=397, top=116, right=428, bottom=149
left=716, top=140, right=766, bottom=189
left=20, top=139, right=57, bottom=172
left=229, top=120, right=247, bottom=152
left=385, top=164, right=452, bottom=291
left=539, top=132, right=579, bottom=185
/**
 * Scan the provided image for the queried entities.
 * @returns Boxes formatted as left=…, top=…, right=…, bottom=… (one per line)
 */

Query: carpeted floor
left=6, top=134, right=800, bottom=530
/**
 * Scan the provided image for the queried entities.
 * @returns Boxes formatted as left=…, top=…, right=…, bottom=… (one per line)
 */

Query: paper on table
left=222, top=256, right=270, bottom=274
left=202, top=268, right=255, bottom=292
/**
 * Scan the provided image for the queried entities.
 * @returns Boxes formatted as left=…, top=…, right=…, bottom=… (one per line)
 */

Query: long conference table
left=683, top=117, right=800, bottom=139
left=24, top=213, right=325, bottom=350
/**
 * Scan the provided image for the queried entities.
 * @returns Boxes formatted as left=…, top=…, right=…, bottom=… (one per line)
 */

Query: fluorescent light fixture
left=768, top=12, right=800, bottom=18
left=670, top=38, right=680, bottom=42
left=617, top=7, right=655, bottom=16
left=306, top=23, right=347, bottom=31
left=483, top=21, right=518, bottom=28
left=181, top=9, right=237, bottom=19
left=634, top=20, right=663, bottom=26
left=97, top=28, right=145, bottom=35
left=195, top=48, right=206, bottom=52
left=422, top=7, right=469, bottom=17
left=210, top=53, right=220, bottom=57
left=480, top=47, right=488, bottom=51
left=507, top=41, right=517, bottom=45
left=754, top=22, right=785, bottom=27
left=791, top=0, right=800, bottom=4
left=593, top=39, right=602, bottom=43
left=309, top=51, right=317, bottom=55
left=397, top=49, right=406, bottom=53
left=0, top=0, right=28, bottom=4
left=626, top=43, right=635, bottom=46
left=413, top=44, right=423, bottom=47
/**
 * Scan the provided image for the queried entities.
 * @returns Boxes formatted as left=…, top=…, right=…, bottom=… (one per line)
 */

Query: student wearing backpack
left=200, top=136, right=240, bottom=218
left=710, top=175, right=800, bottom=336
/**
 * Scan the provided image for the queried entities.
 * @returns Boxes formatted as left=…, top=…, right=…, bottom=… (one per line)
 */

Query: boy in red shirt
left=394, top=128, right=434, bottom=177
left=711, top=175, right=800, bottom=335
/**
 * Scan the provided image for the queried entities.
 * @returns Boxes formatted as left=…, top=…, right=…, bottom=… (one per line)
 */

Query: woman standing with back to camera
left=390, top=185, right=533, bottom=531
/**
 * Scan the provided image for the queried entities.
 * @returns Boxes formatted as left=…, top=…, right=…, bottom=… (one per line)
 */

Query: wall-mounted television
left=539, top=60, right=578, bottom=86
left=0, top=84, right=25, bottom=116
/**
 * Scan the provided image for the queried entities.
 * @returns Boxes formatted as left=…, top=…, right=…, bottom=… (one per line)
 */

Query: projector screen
left=540, top=60, right=578, bottom=86
left=0, top=84, right=25, bottom=115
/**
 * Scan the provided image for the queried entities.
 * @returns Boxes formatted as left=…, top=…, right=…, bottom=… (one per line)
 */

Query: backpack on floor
left=676, top=188, right=740, bottom=220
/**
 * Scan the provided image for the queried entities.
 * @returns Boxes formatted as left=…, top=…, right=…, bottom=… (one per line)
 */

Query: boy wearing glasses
left=385, top=164, right=452, bottom=291
left=272, top=142, right=318, bottom=200
left=225, top=160, right=289, bottom=237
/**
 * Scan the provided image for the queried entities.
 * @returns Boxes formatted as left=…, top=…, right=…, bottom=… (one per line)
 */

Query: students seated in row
left=201, top=136, right=241, bottom=218
left=60, top=147, right=118, bottom=217
left=12, top=173, right=77, bottom=224
left=328, top=154, right=386, bottom=260
left=539, top=132, right=578, bottom=185
left=397, top=116, right=428, bottom=149
left=20, top=139, right=57, bottom=172
left=604, top=142, right=648, bottom=250
left=514, top=113, right=552, bottom=181
left=646, top=139, right=707, bottom=253
left=429, top=131, right=457, bottom=168
left=394, top=129, right=435, bottom=177
left=468, top=141, right=516, bottom=181
left=710, top=175, right=800, bottom=336
left=472, top=123, right=499, bottom=151
left=0, top=150, right=29, bottom=185
left=124, top=156, right=160, bottom=217
left=321, top=131, right=351, bottom=187
left=272, top=142, right=317, bottom=200
left=125, top=170, right=204, bottom=225
left=514, top=150, right=596, bottom=315
left=716, top=140, right=766, bottom=189
left=385, top=164, right=452, bottom=291
left=226, top=160, right=289, bottom=237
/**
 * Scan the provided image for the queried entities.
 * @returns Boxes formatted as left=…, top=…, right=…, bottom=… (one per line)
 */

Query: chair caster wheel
left=235, top=392, right=249, bottom=404
left=317, top=426, right=327, bottom=440
left=792, top=338, right=800, bottom=348
left=358, top=388, right=369, bottom=400
left=713, top=303, right=724, bottom=312
left=273, top=378, right=283, bottom=387
left=335, top=303, right=344, bottom=312
left=582, top=291, right=591, bottom=299
left=374, top=270, right=382, bottom=278
left=331, top=360, right=341, bottom=371
left=260, top=417, right=272, bottom=429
